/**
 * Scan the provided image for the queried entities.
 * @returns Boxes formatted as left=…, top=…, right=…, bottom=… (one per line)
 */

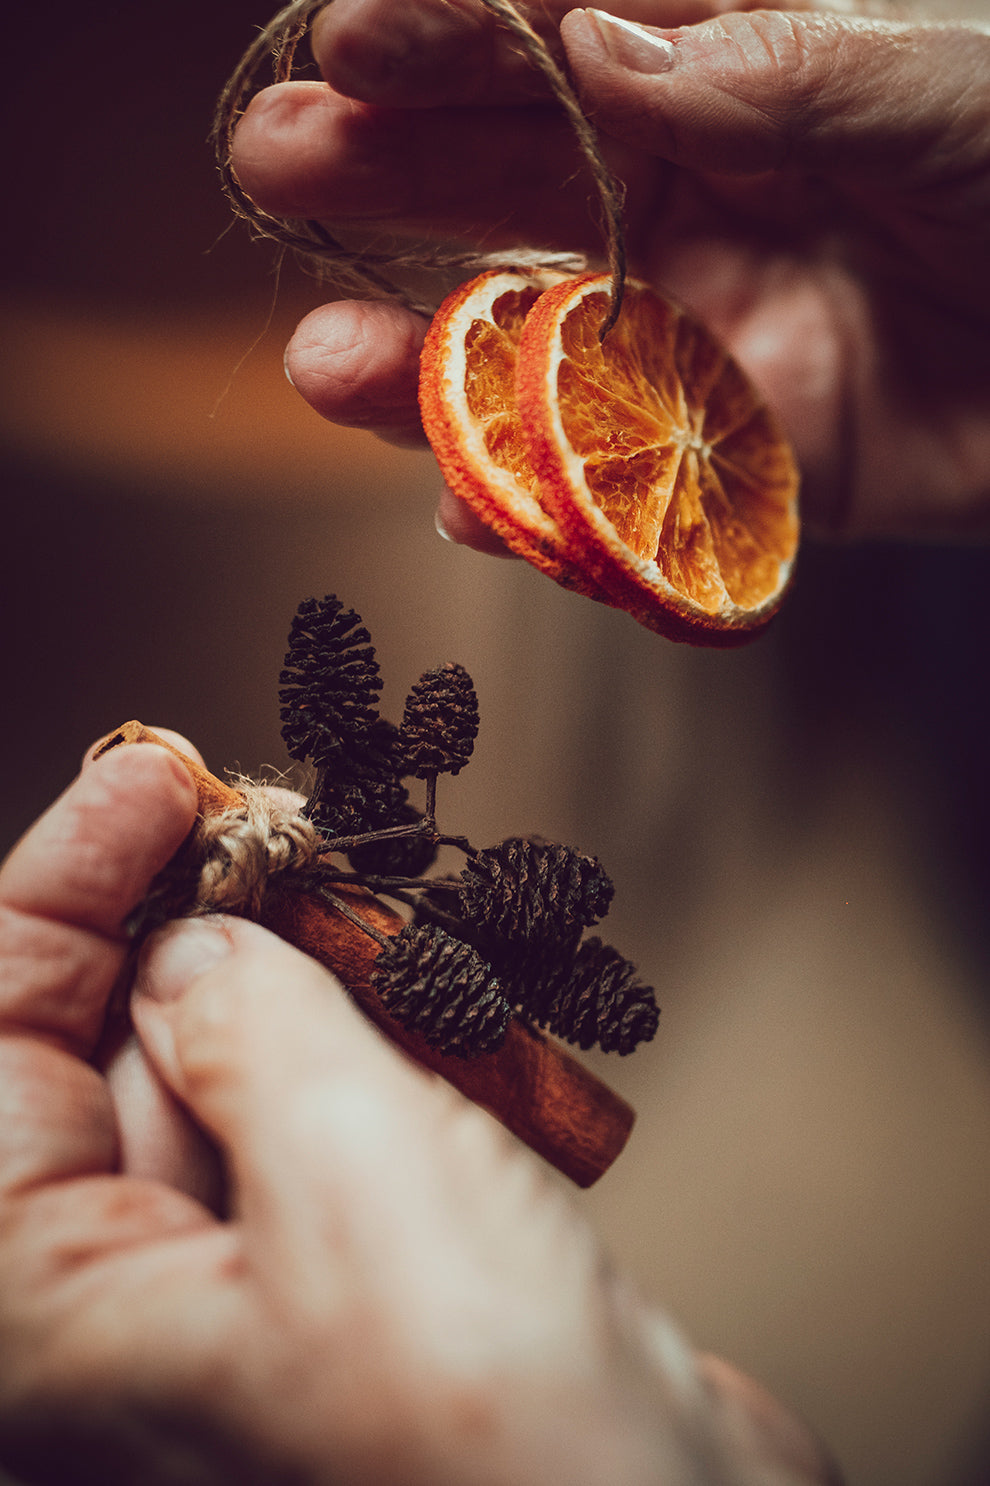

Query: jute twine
left=193, top=787, right=322, bottom=916
left=134, top=786, right=323, bottom=926
left=212, top=0, right=627, bottom=332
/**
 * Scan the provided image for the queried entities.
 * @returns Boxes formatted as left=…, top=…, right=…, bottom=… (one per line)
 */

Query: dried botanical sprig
left=458, top=838, right=614, bottom=948
left=277, top=591, right=657, bottom=1062
left=545, top=938, right=659, bottom=1055
left=280, top=595, right=382, bottom=767
left=398, top=662, right=480, bottom=778
left=371, top=922, right=511, bottom=1057
left=96, top=723, right=637, bottom=1187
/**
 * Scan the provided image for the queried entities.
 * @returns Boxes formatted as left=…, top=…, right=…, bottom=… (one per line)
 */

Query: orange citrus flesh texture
left=418, top=269, right=606, bottom=596
left=516, top=274, right=800, bottom=644
left=420, top=268, right=800, bottom=645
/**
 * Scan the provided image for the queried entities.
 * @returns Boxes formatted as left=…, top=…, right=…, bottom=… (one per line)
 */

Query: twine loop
left=213, top=0, right=626, bottom=332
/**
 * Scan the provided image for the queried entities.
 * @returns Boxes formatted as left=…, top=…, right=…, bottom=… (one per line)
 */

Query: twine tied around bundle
left=193, top=786, right=323, bottom=916
left=212, top=0, right=627, bottom=334
left=132, top=784, right=324, bottom=931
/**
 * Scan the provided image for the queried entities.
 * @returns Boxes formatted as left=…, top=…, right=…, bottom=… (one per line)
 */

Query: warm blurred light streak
left=0, top=296, right=426, bottom=501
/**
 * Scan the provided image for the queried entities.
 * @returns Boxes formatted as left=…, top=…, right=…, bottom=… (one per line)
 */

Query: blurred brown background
left=2, top=5, right=989, bottom=1484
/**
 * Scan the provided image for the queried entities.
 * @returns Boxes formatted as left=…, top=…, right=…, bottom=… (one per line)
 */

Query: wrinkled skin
left=0, top=738, right=840, bottom=1484
left=229, top=0, right=990, bottom=549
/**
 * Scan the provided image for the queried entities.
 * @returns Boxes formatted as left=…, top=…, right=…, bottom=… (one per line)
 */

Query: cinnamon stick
left=94, top=722, right=635, bottom=1186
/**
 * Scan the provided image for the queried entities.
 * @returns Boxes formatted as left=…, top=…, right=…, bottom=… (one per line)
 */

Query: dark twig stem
left=312, top=884, right=391, bottom=949
left=317, top=824, right=474, bottom=860
left=319, top=821, right=429, bottom=855
left=424, top=771, right=438, bottom=826
left=319, top=872, right=457, bottom=894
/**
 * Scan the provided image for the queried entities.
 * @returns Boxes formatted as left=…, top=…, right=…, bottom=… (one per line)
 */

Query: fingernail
left=434, top=506, right=454, bottom=543
left=283, top=351, right=296, bottom=388
left=135, top=917, right=234, bottom=1003
left=585, top=10, right=677, bottom=73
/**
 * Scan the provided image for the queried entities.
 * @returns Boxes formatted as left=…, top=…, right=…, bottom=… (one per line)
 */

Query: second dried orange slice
left=516, top=272, right=799, bottom=645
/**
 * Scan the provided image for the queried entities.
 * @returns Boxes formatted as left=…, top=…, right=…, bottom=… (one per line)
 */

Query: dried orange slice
left=516, top=272, right=799, bottom=645
left=418, top=267, right=609, bottom=598
left=420, top=269, right=799, bottom=644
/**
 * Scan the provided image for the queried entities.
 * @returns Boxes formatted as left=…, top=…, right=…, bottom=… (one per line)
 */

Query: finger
left=230, top=81, right=649, bottom=254
left=0, top=745, right=197, bottom=1052
left=286, top=301, right=523, bottom=551
left=0, top=746, right=197, bottom=1194
left=435, top=485, right=518, bottom=557
left=104, top=1032, right=225, bottom=1210
left=285, top=299, right=430, bottom=448
left=131, top=917, right=558, bottom=1305
left=101, top=764, right=300, bottom=1211
left=697, top=1354, right=844, bottom=1484
left=561, top=9, right=990, bottom=191
left=311, top=0, right=814, bottom=107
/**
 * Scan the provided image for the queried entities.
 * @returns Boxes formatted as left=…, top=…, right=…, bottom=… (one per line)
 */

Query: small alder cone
left=399, top=663, right=480, bottom=778
left=308, top=764, right=406, bottom=838
left=459, top=838, right=614, bottom=947
left=308, top=719, right=408, bottom=839
left=371, top=922, right=512, bottom=1057
left=548, top=938, right=659, bottom=1055
left=457, top=839, right=621, bottom=1029
left=279, top=595, right=382, bottom=766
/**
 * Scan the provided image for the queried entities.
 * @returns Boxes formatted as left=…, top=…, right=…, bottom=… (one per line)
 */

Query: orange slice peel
left=418, top=268, right=609, bottom=600
left=419, top=269, right=800, bottom=645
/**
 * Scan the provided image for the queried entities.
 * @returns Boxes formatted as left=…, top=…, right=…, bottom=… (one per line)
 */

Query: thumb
left=130, top=916, right=578, bottom=1320
left=561, top=7, right=990, bottom=186
left=130, top=916, right=445, bottom=1240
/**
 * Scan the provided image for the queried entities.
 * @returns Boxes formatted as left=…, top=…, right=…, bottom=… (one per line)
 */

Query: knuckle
left=0, top=905, right=108, bottom=1054
left=707, top=12, right=851, bottom=159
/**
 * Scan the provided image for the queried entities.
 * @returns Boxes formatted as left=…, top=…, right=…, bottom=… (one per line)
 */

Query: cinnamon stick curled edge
left=95, top=722, right=635, bottom=1187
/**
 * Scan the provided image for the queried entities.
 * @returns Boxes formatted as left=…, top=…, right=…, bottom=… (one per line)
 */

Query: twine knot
left=191, top=787, right=322, bottom=917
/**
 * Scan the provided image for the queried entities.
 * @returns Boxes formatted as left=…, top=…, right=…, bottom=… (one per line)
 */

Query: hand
left=0, top=737, right=839, bottom=1484
left=229, top=0, right=990, bottom=547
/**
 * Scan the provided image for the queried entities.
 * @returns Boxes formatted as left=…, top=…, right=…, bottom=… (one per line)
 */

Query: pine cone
left=398, top=662, right=479, bottom=778
left=371, top=923, right=511, bottom=1057
left=279, top=595, right=382, bottom=768
left=547, top=937, right=659, bottom=1055
left=458, top=839, right=614, bottom=948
